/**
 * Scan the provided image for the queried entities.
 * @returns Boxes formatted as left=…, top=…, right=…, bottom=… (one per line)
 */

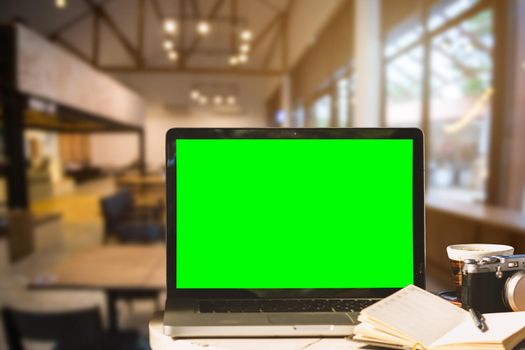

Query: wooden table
left=149, top=313, right=366, bottom=350
left=116, top=174, right=165, bottom=191
left=30, top=244, right=165, bottom=332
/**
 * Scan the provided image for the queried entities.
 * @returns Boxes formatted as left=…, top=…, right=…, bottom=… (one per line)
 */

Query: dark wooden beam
left=55, top=36, right=92, bottom=64
left=92, top=12, right=100, bottom=65
left=191, top=0, right=200, bottom=18
left=48, top=0, right=113, bottom=40
left=101, top=65, right=283, bottom=76
left=84, top=0, right=140, bottom=65
left=251, top=11, right=282, bottom=53
left=255, top=0, right=282, bottom=13
left=263, top=26, right=280, bottom=68
left=137, top=0, right=146, bottom=65
left=150, top=0, right=163, bottom=21
left=183, top=0, right=226, bottom=66
left=230, top=0, right=237, bottom=52
left=281, top=0, right=293, bottom=71
left=179, top=0, right=186, bottom=54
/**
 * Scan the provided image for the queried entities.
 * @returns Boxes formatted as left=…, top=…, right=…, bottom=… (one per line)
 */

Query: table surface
left=30, top=244, right=165, bottom=290
left=117, top=175, right=165, bottom=186
left=149, top=313, right=366, bottom=350
left=426, top=195, right=525, bottom=233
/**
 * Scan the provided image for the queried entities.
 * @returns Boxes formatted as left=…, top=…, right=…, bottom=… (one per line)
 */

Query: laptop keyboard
left=199, top=298, right=378, bottom=313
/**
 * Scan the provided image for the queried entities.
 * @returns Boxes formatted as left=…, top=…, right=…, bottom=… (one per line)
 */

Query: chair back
left=100, top=189, right=135, bottom=238
left=2, top=306, right=104, bottom=350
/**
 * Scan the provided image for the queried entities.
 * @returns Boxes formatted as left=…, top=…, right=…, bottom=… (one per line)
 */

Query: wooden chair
left=100, top=189, right=164, bottom=243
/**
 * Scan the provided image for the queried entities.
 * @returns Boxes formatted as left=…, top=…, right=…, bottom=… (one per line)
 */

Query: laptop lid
left=165, top=128, right=425, bottom=301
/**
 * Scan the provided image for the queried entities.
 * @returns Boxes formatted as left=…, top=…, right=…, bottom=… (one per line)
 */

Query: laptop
left=164, top=128, right=425, bottom=337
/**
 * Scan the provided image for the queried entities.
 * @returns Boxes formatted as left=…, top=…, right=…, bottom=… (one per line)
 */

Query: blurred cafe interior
left=0, top=0, right=525, bottom=348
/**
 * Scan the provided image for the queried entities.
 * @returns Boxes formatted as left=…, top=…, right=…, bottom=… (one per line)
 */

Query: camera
left=461, top=255, right=525, bottom=313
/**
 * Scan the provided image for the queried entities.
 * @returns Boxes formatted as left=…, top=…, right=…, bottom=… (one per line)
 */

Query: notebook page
left=361, top=285, right=468, bottom=347
left=431, top=311, right=525, bottom=348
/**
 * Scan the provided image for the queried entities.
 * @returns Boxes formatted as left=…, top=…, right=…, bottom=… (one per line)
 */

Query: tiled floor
left=0, top=178, right=162, bottom=349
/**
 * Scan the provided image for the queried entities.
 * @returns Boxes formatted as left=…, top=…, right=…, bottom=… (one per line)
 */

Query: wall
left=144, top=104, right=266, bottom=171
left=89, top=133, right=139, bottom=169
left=109, top=72, right=271, bottom=171
left=290, top=0, right=354, bottom=105
left=287, top=0, right=346, bottom=69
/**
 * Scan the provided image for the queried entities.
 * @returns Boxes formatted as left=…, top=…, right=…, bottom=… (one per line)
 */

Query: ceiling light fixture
left=238, top=53, right=249, bottom=64
left=198, top=96, right=208, bottom=105
left=167, top=50, right=178, bottom=61
left=226, top=96, right=236, bottom=105
left=55, top=0, right=67, bottom=8
left=240, top=29, right=252, bottom=41
left=213, top=95, right=223, bottom=105
left=240, top=43, right=250, bottom=53
left=197, top=21, right=211, bottom=35
left=229, top=56, right=239, bottom=66
left=190, top=90, right=200, bottom=100
left=163, top=39, right=175, bottom=51
left=163, top=18, right=178, bottom=34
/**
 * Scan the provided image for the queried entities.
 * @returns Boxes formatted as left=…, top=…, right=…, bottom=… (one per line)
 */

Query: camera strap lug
left=496, top=265, right=503, bottom=279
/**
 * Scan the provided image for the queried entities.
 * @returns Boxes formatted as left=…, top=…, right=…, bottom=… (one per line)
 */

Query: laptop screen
left=175, top=138, right=414, bottom=289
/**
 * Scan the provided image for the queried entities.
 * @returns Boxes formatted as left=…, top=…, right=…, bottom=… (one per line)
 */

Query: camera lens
left=504, top=271, right=525, bottom=311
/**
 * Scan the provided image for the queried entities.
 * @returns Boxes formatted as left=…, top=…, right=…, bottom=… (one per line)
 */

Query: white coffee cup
left=447, top=243, right=514, bottom=262
left=447, top=244, right=514, bottom=298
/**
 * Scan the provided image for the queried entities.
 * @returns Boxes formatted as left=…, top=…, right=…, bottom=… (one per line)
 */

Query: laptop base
left=163, top=310, right=358, bottom=337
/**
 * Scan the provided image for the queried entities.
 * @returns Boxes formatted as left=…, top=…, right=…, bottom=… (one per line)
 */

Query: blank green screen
left=176, top=139, right=413, bottom=288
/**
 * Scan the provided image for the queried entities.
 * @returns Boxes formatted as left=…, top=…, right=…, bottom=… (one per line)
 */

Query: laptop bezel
left=165, top=128, right=425, bottom=300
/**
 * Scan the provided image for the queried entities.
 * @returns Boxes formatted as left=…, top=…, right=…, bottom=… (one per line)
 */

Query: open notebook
left=352, top=285, right=525, bottom=350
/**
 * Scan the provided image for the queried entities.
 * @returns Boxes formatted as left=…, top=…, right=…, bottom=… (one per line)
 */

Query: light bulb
left=198, top=96, right=208, bottom=105
left=197, top=21, right=211, bottom=35
left=213, top=95, right=223, bottom=105
left=227, top=96, right=236, bottom=105
left=240, top=43, right=250, bottom=53
left=190, top=90, right=200, bottom=100
left=163, top=18, right=177, bottom=34
left=229, top=56, right=239, bottom=66
left=163, top=39, right=174, bottom=51
left=55, top=0, right=67, bottom=8
left=168, top=50, right=178, bottom=61
left=240, top=29, right=252, bottom=41
left=238, top=53, right=248, bottom=63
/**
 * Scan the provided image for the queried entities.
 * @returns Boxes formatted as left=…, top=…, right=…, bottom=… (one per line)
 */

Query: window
left=382, top=0, right=494, bottom=203
left=385, top=46, right=423, bottom=127
left=337, top=78, right=350, bottom=127
left=293, top=105, right=305, bottom=127
left=428, top=10, right=493, bottom=202
left=313, top=95, right=332, bottom=127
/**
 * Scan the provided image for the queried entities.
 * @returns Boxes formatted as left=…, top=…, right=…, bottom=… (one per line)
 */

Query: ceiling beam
left=55, top=36, right=92, bottom=64
left=48, top=0, right=113, bottom=40
left=137, top=0, right=146, bottom=65
left=250, top=11, right=282, bottom=53
left=179, top=0, right=186, bottom=54
left=149, top=0, right=163, bottom=21
left=101, top=65, right=283, bottom=76
left=262, top=26, right=280, bottom=69
left=92, top=11, right=100, bottom=65
left=182, top=0, right=226, bottom=66
left=255, top=0, right=282, bottom=13
left=191, top=0, right=201, bottom=18
left=280, top=0, right=294, bottom=71
left=230, top=0, right=237, bottom=52
left=84, top=0, right=140, bottom=65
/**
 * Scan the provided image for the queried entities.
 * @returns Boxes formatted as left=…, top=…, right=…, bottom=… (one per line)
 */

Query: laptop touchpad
left=267, top=313, right=353, bottom=325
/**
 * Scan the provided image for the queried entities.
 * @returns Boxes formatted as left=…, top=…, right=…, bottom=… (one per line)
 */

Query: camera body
left=461, top=254, right=525, bottom=313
